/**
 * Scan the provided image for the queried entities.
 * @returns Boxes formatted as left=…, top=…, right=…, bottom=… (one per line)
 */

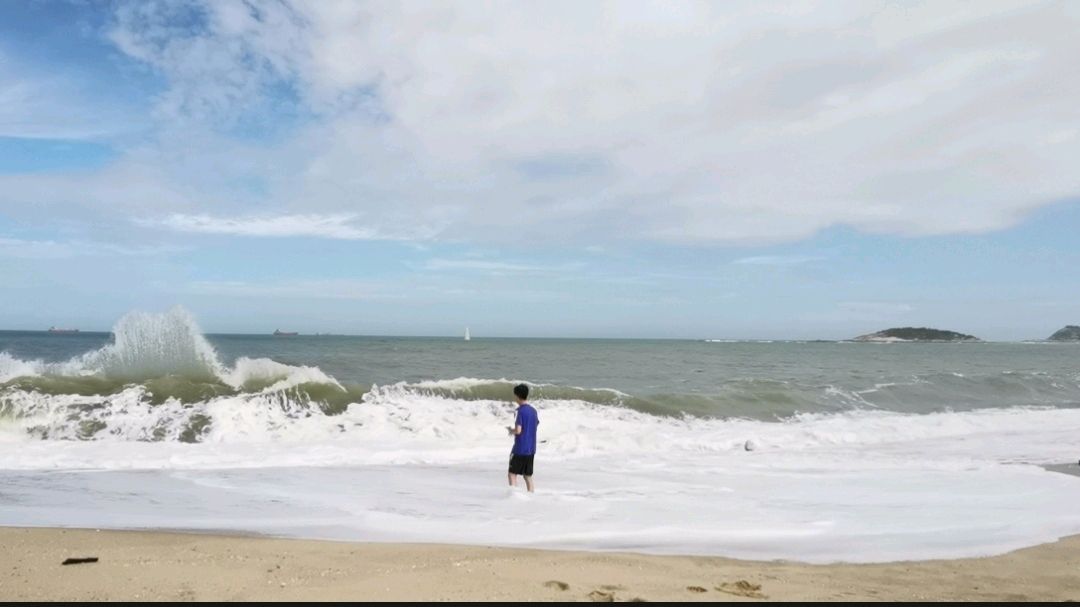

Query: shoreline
left=2, top=528, right=1079, bottom=601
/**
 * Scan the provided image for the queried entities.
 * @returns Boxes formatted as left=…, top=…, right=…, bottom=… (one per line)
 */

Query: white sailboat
left=464, top=327, right=471, bottom=341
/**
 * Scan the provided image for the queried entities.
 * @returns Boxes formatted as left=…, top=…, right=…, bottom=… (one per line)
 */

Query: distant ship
left=464, top=327, right=471, bottom=341
left=273, top=329, right=299, bottom=336
left=47, top=326, right=79, bottom=334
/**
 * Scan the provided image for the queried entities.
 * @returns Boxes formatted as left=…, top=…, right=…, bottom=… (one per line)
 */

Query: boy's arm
left=508, top=410, right=523, bottom=436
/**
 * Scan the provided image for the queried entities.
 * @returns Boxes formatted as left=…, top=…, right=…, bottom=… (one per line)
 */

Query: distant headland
left=852, top=327, right=980, bottom=343
left=1047, top=325, right=1080, bottom=341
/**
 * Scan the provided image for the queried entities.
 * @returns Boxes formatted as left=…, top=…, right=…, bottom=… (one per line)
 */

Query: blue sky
left=1, top=1, right=1079, bottom=340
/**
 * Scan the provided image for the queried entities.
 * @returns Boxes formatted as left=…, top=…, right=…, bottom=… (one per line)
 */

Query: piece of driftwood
left=61, top=557, right=99, bottom=565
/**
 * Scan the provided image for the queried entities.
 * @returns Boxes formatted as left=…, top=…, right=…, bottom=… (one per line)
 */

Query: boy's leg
left=508, top=472, right=517, bottom=487
left=524, top=475, right=534, bottom=492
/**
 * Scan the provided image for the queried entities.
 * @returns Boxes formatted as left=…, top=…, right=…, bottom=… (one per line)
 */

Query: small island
left=852, top=327, right=980, bottom=342
left=1047, top=325, right=1080, bottom=341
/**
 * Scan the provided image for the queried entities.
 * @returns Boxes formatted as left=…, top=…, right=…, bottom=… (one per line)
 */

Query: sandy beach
left=1, top=528, right=1078, bottom=602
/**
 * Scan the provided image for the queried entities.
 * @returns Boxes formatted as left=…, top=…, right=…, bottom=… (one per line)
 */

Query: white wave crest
left=221, top=356, right=343, bottom=391
left=4, top=374, right=1080, bottom=470
left=0, top=352, right=41, bottom=383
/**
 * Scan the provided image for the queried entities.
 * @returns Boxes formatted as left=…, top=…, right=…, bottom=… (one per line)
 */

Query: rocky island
left=1047, top=325, right=1080, bottom=341
left=852, top=327, right=980, bottom=342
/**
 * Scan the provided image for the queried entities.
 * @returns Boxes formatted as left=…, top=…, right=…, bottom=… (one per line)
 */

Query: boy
left=507, top=383, right=539, bottom=492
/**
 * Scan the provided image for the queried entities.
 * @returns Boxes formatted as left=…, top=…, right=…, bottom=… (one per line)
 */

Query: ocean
left=2, top=307, right=1079, bottom=562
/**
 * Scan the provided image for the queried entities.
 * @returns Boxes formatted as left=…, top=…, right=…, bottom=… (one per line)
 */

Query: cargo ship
left=273, top=329, right=299, bottom=336
left=47, top=326, right=80, bottom=334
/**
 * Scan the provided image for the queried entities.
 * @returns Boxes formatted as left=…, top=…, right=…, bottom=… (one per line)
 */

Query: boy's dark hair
left=513, top=383, right=529, bottom=400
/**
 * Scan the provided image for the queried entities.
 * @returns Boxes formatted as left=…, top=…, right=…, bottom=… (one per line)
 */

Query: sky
left=1, top=0, right=1079, bottom=340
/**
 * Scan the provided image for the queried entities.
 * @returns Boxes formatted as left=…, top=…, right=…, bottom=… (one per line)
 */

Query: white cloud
left=14, top=0, right=1080, bottom=246
left=838, top=301, right=915, bottom=315
left=107, top=0, right=308, bottom=125
left=0, top=51, right=145, bottom=140
left=139, top=213, right=437, bottom=241
left=176, top=278, right=568, bottom=303
left=420, top=258, right=566, bottom=274
left=0, top=161, right=194, bottom=221
left=180, top=279, right=396, bottom=300
left=0, top=237, right=180, bottom=259
left=732, top=255, right=826, bottom=266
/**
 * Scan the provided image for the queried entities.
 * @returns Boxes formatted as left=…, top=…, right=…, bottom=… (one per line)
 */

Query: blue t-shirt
left=513, top=404, right=539, bottom=455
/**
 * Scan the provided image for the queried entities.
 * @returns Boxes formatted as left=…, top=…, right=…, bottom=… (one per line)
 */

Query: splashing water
left=79, top=307, right=224, bottom=381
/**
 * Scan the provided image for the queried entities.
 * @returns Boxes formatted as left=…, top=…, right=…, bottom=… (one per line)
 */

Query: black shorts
left=508, top=454, right=534, bottom=476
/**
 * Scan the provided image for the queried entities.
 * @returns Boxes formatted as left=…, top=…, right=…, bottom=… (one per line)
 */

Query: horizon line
left=0, top=328, right=1072, bottom=343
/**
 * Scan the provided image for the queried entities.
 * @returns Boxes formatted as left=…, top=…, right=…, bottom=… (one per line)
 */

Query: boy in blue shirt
left=507, top=383, right=539, bottom=492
